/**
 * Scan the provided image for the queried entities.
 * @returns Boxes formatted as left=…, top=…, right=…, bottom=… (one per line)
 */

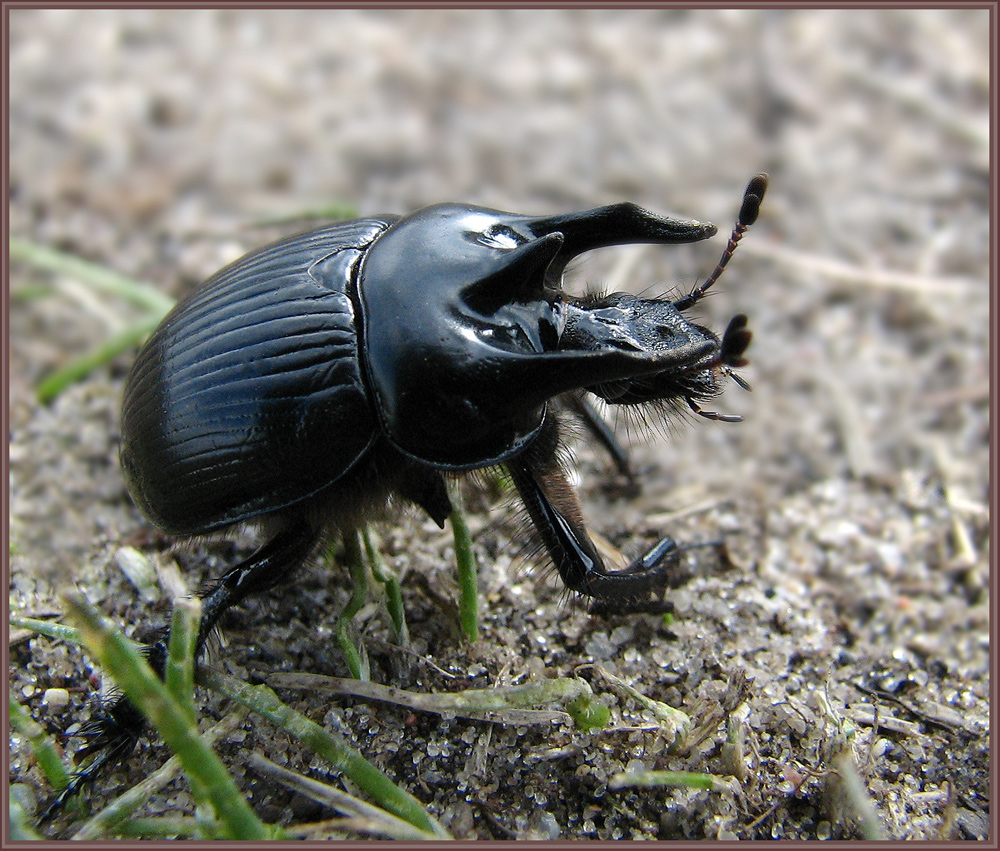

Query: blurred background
left=9, top=8, right=990, bottom=840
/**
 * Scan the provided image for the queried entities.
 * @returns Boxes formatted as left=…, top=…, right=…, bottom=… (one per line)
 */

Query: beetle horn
left=465, top=231, right=565, bottom=309
left=526, top=202, right=717, bottom=279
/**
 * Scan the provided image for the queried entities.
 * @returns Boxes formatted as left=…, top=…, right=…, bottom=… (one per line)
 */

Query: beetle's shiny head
left=357, top=201, right=724, bottom=469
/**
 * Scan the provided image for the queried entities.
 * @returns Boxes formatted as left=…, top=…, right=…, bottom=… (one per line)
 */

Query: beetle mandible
left=65, top=175, right=766, bottom=805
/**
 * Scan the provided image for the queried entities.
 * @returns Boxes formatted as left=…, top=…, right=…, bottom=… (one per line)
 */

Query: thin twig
left=741, top=241, right=981, bottom=295
left=262, top=671, right=579, bottom=726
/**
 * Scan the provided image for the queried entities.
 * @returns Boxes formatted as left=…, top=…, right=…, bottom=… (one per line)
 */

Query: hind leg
left=50, top=519, right=320, bottom=815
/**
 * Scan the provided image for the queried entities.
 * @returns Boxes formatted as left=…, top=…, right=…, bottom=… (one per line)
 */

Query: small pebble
left=42, top=687, right=70, bottom=712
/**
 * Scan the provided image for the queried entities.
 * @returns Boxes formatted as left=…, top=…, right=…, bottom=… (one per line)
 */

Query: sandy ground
left=8, top=8, right=991, bottom=840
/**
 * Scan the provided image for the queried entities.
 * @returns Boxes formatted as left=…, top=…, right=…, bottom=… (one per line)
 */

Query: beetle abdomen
left=121, top=219, right=393, bottom=536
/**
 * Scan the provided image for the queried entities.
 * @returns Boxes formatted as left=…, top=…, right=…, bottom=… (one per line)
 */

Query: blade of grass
left=10, top=615, right=82, bottom=645
left=164, top=598, right=200, bottom=724
left=247, top=203, right=358, bottom=228
left=362, top=528, right=409, bottom=645
left=335, top=531, right=370, bottom=680
left=11, top=236, right=177, bottom=401
left=9, top=693, right=71, bottom=791
left=10, top=236, right=175, bottom=315
left=11, top=282, right=57, bottom=301
left=609, top=770, right=737, bottom=792
left=249, top=752, right=443, bottom=841
left=112, top=816, right=203, bottom=839
left=262, top=671, right=591, bottom=725
left=36, top=313, right=164, bottom=403
left=198, top=667, right=448, bottom=838
left=596, top=666, right=691, bottom=745
left=61, top=592, right=274, bottom=840
left=448, top=482, right=478, bottom=642
left=9, top=794, right=44, bottom=840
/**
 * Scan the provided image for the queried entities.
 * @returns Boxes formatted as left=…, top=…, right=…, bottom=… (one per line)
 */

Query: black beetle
left=57, top=175, right=766, bottom=810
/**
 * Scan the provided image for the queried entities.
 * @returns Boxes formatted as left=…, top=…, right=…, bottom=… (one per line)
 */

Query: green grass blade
left=112, top=816, right=203, bottom=838
left=10, top=236, right=174, bottom=315
left=335, top=531, right=370, bottom=680
left=247, top=203, right=358, bottom=228
left=250, top=752, right=442, bottom=841
left=363, top=528, right=409, bottom=645
left=199, top=667, right=448, bottom=838
left=448, top=483, right=478, bottom=642
left=10, top=236, right=178, bottom=401
left=9, top=793, right=44, bottom=840
left=36, top=313, right=164, bottom=403
left=164, top=598, right=200, bottom=724
left=9, top=693, right=71, bottom=791
left=609, top=770, right=735, bottom=792
left=263, top=671, right=595, bottom=726
left=10, top=615, right=81, bottom=644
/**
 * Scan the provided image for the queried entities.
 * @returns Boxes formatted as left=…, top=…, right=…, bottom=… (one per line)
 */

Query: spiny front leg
left=505, top=421, right=679, bottom=614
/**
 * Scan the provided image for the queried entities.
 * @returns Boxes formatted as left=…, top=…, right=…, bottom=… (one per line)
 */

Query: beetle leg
left=395, top=462, right=453, bottom=528
left=686, top=395, right=744, bottom=423
left=136, top=520, right=320, bottom=693
left=197, top=519, right=320, bottom=651
left=49, top=520, right=320, bottom=815
left=506, top=447, right=676, bottom=614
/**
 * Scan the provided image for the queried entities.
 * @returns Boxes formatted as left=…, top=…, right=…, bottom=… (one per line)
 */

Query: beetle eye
left=479, top=224, right=525, bottom=250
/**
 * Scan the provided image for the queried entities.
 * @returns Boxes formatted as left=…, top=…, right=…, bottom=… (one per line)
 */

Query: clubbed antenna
left=673, top=173, right=768, bottom=312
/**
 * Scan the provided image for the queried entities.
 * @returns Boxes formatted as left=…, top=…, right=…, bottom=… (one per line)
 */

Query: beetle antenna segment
left=673, top=173, right=768, bottom=312
left=729, top=371, right=752, bottom=392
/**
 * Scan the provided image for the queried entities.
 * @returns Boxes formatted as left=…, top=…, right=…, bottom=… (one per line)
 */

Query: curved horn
left=526, top=202, right=717, bottom=279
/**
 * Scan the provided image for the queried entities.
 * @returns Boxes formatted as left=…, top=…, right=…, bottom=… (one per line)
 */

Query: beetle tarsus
left=687, top=396, right=744, bottom=423
left=39, top=717, right=140, bottom=821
